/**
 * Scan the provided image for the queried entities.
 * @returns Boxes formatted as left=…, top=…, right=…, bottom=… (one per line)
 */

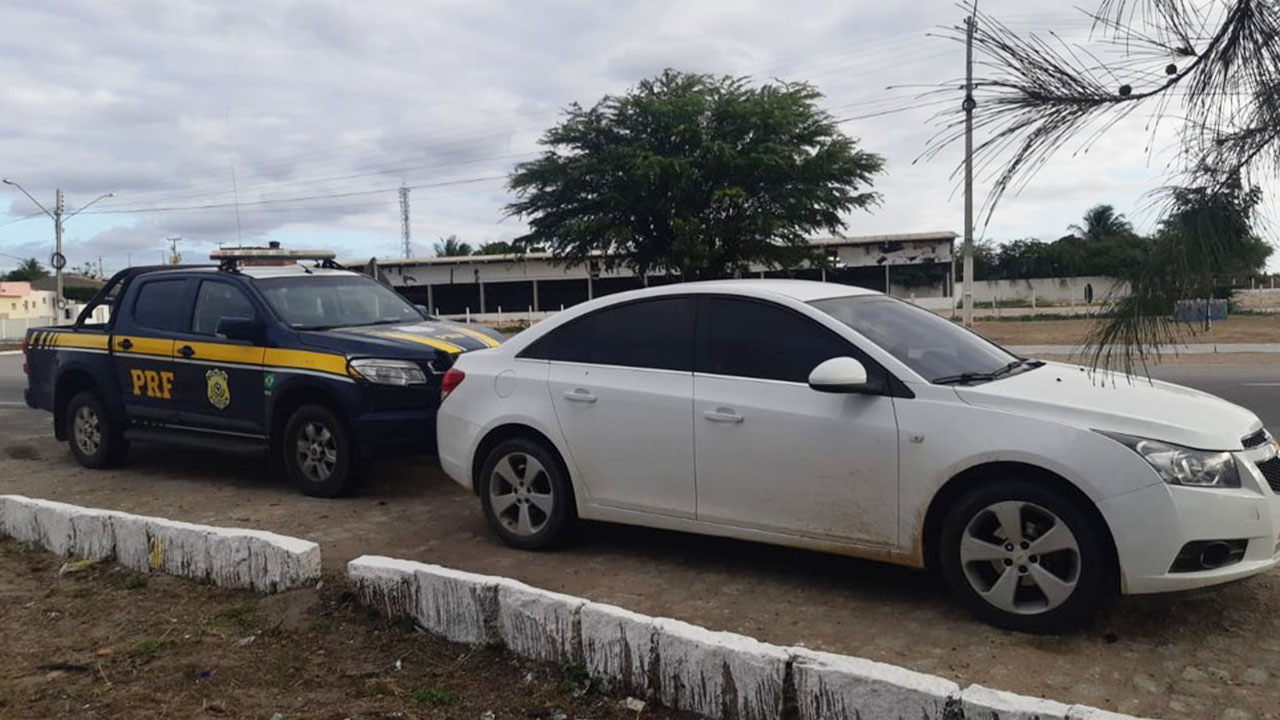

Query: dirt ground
left=0, top=539, right=691, bottom=720
left=973, top=314, right=1280, bottom=347
left=3, top=421, right=1280, bottom=720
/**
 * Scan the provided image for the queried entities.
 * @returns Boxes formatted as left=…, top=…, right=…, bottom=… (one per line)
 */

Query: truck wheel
left=282, top=404, right=360, bottom=498
left=65, top=391, right=128, bottom=469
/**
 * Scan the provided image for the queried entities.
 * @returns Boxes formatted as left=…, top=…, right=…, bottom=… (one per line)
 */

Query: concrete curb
left=348, top=555, right=1157, bottom=720
left=0, top=494, right=320, bottom=592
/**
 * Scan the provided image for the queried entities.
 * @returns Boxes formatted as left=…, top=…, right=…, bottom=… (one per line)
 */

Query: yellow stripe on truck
left=447, top=325, right=502, bottom=348
left=183, top=340, right=266, bottom=365
left=263, top=348, right=351, bottom=377
left=115, top=335, right=174, bottom=357
left=52, top=333, right=110, bottom=351
left=379, top=331, right=464, bottom=354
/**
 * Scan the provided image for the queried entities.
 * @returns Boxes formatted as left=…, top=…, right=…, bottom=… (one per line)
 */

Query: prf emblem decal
left=206, top=369, right=231, bottom=410
left=130, top=369, right=173, bottom=399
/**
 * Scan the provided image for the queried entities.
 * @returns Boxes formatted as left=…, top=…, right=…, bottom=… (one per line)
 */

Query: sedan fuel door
left=692, top=296, right=901, bottom=549
left=532, top=297, right=697, bottom=519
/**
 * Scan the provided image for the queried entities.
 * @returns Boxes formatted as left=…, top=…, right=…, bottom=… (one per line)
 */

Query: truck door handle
left=703, top=408, right=744, bottom=424
left=178, top=345, right=195, bottom=358
left=563, top=389, right=597, bottom=403
left=117, top=338, right=132, bottom=351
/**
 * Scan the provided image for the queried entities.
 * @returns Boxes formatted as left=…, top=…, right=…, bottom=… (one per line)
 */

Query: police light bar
left=209, top=248, right=336, bottom=261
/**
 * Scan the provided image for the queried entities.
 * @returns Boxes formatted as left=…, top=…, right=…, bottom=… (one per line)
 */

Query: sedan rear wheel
left=479, top=438, right=574, bottom=550
left=940, top=479, right=1113, bottom=633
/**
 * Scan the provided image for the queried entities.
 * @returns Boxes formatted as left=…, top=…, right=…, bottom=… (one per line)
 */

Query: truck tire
left=281, top=403, right=361, bottom=498
left=65, top=390, right=128, bottom=469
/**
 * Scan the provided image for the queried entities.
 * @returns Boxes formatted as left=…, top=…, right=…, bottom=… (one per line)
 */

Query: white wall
left=950, top=276, right=1127, bottom=306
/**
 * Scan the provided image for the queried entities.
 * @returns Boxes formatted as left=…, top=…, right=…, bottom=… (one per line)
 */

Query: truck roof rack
left=210, top=248, right=344, bottom=272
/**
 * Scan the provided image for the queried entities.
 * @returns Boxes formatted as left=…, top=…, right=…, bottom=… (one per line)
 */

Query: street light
left=1, top=179, right=114, bottom=321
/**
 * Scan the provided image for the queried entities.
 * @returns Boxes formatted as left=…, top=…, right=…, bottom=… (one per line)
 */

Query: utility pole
left=962, top=9, right=978, bottom=327
left=54, top=189, right=64, bottom=312
left=399, top=185, right=412, bottom=258
left=1, top=179, right=112, bottom=321
left=167, top=237, right=182, bottom=265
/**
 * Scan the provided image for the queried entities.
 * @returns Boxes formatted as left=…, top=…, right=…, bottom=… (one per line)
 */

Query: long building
left=368, top=231, right=957, bottom=316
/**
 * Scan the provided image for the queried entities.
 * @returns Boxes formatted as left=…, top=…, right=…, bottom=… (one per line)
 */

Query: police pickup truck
left=23, top=248, right=504, bottom=497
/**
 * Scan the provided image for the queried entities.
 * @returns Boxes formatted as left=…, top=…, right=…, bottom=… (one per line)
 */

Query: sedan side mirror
left=808, top=356, right=869, bottom=393
left=216, top=316, right=265, bottom=344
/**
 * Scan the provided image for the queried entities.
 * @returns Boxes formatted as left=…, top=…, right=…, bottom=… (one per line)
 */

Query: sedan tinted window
left=810, top=295, right=1016, bottom=382
left=696, top=297, right=853, bottom=383
left=522, top=297, right=694, bottom=371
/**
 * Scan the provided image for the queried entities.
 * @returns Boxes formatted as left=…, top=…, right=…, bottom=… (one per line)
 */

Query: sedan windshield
left=810, top=295, right=1021, bottom=383
left=256, top=275, right=423, bottom=330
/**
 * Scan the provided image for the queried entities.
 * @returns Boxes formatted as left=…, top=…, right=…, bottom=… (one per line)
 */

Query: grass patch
left=209, top=600, right=260, bottom=632
left=125, top=638, right=174, bottom=660
left=410, top=686, right=457, bottom=707
left=124, top=574, right=149, bottom=590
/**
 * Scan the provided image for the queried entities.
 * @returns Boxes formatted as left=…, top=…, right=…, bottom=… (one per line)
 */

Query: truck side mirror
left=216, top=317, right=265, bottom=344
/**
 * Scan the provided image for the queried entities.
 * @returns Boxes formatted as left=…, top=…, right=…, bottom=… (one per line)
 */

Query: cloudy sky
left=1, top=0, right=1271, bottom=276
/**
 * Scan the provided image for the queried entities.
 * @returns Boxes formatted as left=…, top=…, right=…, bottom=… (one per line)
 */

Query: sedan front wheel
left=939, top=479, right=1114, bottom=633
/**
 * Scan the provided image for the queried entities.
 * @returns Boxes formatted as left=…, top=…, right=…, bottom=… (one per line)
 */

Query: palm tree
left=433, top=235, right=473, bottom=257
left=1067, top=205, right=1132, bottom=243
left=2, top=257, right=49, bottom=281
left=928, top=1, right=1280, bottom=371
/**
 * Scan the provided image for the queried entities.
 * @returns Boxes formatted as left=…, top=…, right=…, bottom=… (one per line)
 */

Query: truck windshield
left=256, top=275, right=423, bottom=330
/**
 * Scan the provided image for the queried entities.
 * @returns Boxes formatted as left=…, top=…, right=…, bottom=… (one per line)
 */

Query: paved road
left=2, top=352, right=1279, bottom=719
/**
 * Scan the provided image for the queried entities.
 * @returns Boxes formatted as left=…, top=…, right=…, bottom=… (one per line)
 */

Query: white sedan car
left=436, top=280, right=1280, bottom=632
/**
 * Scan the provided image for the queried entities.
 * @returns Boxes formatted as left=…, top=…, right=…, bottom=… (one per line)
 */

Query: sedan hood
left=954, top=361, right=1262, bottom=451
left=297, top=320, right=504, bottom=360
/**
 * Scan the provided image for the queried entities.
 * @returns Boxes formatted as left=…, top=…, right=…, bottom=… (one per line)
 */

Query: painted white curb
left=0, top=495, right=320, bottom=592
left=347, top=555, right=1158, bottom=720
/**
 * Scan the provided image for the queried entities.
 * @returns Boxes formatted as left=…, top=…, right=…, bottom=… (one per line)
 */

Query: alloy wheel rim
left=295, top=421, right=337, bottom=483
left=73, top=405, right=102, bottom=456
left=488, top=452, right=554, bottom=537
left=959, top=500, right=1081, bottom=615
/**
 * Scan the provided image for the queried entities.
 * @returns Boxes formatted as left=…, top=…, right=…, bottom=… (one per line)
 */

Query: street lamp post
left=2, top=179, right=113, bottom=321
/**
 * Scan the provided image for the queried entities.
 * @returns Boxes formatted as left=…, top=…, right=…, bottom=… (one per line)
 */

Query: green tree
left=2, top=258, right=49, bottom=281
left=506, top=69, right=885, bottom=280
left=1086, top=176, right=1272, bottom=372
left=473, top=241, right=514, bottom=255
left=433, top=235, right=473, bottom=257
left=1067, top=205, right=1133, bottom=243
left=930, top=2, right=1280, bottom=369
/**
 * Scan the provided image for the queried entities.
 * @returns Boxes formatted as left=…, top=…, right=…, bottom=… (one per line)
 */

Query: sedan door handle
left=178, top=345, right=195, bottom=358
left=563, top=389, right=597, bottom=403
left=703, top=408, right=744, bottom=424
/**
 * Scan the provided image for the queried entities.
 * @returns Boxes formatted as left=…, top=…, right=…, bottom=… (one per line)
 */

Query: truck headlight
left=1099, top=432, right=1240, bottom=488
left=348, top=358, right=427, bottom=386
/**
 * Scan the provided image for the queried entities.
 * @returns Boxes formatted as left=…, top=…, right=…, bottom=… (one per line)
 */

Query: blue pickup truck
left=24, top=249, right=504, bottom=497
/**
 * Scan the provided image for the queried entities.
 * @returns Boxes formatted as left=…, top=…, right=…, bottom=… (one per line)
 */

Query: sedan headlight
left=349, top=358, right=428, bottom=386
left=1100, top=432, right=1240, bottom=488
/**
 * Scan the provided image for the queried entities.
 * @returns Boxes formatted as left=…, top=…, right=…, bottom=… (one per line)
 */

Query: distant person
left=1085, top=282, right=1094, bottom=305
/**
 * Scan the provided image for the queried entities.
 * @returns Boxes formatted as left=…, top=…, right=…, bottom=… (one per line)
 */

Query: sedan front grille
left=1257, top=457, right=1280, bottom=493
